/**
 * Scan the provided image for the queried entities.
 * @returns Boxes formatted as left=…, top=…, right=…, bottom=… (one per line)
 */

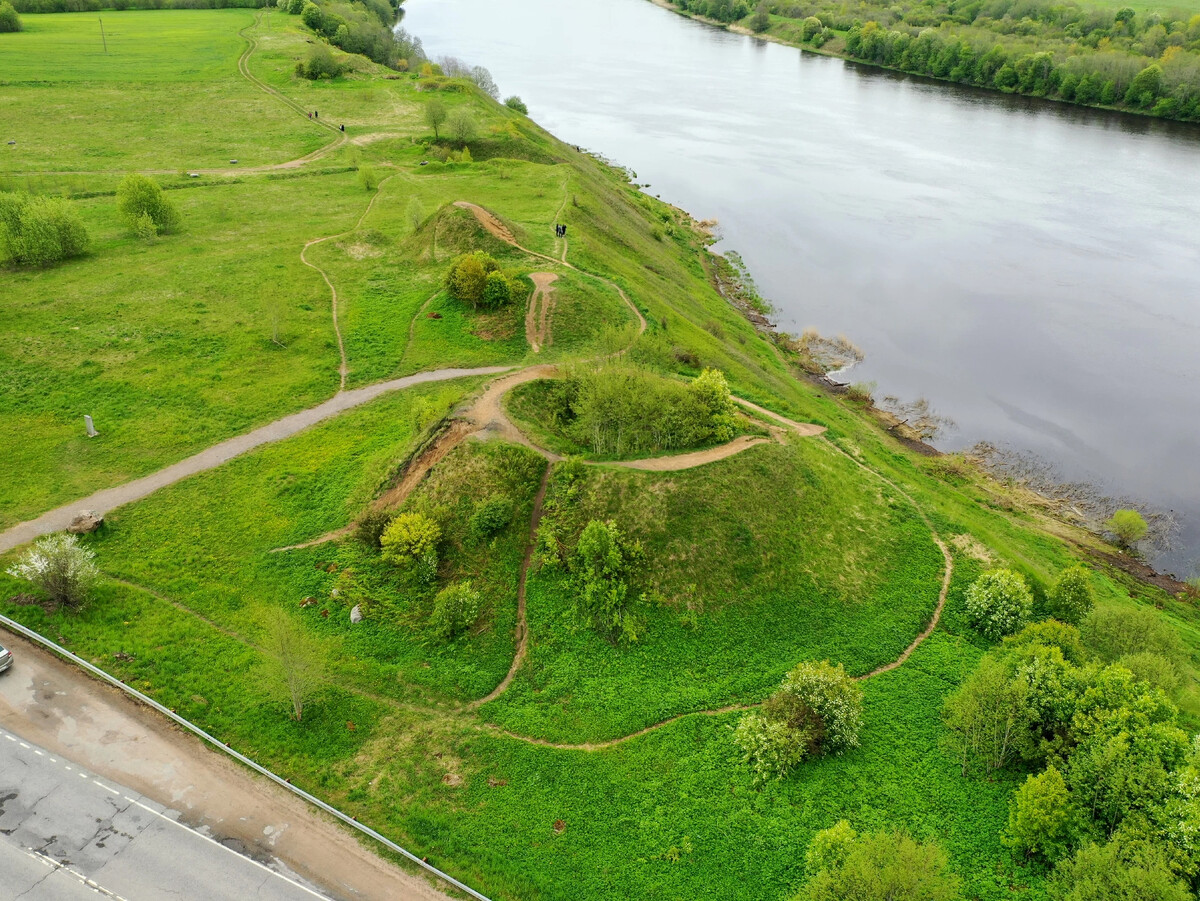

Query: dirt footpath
left=0, top=631, right=452, bottom=901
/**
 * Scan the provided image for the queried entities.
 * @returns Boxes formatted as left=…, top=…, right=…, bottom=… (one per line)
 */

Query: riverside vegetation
left=3, top=7, right=1200, bottom=901
left=665, top=0, right=1200, bottom=122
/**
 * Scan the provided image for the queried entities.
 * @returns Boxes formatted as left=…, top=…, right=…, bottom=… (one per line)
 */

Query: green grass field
left=2, top=9, right=1196, bottom=901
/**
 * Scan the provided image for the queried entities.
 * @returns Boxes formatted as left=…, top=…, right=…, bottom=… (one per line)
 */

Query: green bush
left=286, top=0, right=304, bottom=13
left=734, top=660, right=862, bottom=782
left=1118, top=651, right=1182, bottom=697
left=1048, top=838, right=1190, bottom=901
left=0, top=0, right=22, bottom=31
left=572, top=519, right=643, bottom=643
left=964, top=569, right=1033, bottom=640
left=1004, top=766, right=1079, bottom=862
left=6, top=533, right=99, bottom=610
left=1047, top=566, right=1095, bottom=624
left=116, top=174, right=180, bottom=235
left=469, top=495, right=513, bottom=541
left=503, top=95, right=528, bottom=114
left=1080, top=606, right=1185, bottom=670
left=0, top=192, right=89, bottom=266
left=296, top=43, right=344, bottom=79
left=1105, top=509, right=1148, bottom=549
left=380, top=512, right=441, bottom=565
left=447, top=107, right=478, bottom=146
left=429, top=580, right=481, bottom=641
left=799, top=822, right=962, bottom=901
left=354, top=508, right=392, bottom=550
left=445, top=251, right=500, bottom=307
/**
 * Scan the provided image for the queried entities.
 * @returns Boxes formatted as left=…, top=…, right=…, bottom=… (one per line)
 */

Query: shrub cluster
left=0, top=0, right=22, bottom=30
left=799, top=821, right=961, bottom=901
left=116, top=174, right=180, bottom=237
left=429, top=580, right=481, bottom=641
left=295, top=43, right=344, bottom=79
left=444, top=252, right=524, bottom=309
left=964, top=568, right=1034, bottom=639
left=675, top=0, right=750, bottom=23
left=734, top=660, right=863, bottom=783
left=0, top=192, right=89, bottom=266
left=570, top=519, right=644, bottom=644
left=535, top=365, right=739, bottom=458
left=294, top=0, right=400, bottom=67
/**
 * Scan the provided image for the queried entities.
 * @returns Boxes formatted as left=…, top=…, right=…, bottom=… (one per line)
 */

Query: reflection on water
left=403, top=0, right=1200, bottom=575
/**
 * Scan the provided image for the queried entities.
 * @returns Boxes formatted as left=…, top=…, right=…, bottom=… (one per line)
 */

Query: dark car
left=0, top=644, right=11, bottom=674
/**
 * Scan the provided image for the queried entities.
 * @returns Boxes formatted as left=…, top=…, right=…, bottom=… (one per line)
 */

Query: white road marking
left=24, top=848, right=132, bottom=901
left=94, top=780, right=120, bottom=795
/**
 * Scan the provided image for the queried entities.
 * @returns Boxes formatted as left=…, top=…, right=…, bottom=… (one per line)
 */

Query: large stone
left=350, top=605, right=363, bottom=624
left=67, top=510, right=103, bottom=534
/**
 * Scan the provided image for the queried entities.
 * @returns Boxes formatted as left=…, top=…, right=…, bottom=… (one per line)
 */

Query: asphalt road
left=0, top=725, right=330, bottom=901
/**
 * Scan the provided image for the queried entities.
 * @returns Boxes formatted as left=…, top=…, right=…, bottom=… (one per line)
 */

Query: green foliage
left=429, top=580, right=482, bottom=641
left=447, top=107, right=479, bottom=146
left=0, top=191, right=89, bottom=266
left=469, top=495, right=513, bottom=541
left=1005, top=766, right=1079, bottom=862
left=805, top=819, right=858, bottom=873
left=1048, top=838, right=1190, bottom=901
left=503, top=95, right=528, bottom=114
left=1118, top=652, right=1182, bottom=697
left=481, top=269, right=522, bottom=309
left=571, top=519, right=643, bottom=643
left=357, top=164, right=379, bottom=191
left=965, top=569, right=1033, bottom=640
left=380, top=512, right=441, bottom=565
left=353, top=508, right=392, bottom=550
left=445, top=251, right=501, bottom=307
left=6, top=533, right=99, bottom=610
left=941, top=652, right=1033, bottom=775
left=1048, top=566, right=1095, bottom=624
left=296, top=43, right=344, bottom=79
left=116, top=174, right=181, bottom=235
left=1080, top=606, right=1185, bottom=671
left=799, top=826, right=962, bottom=901
left=734, top=660, right=862, bottom=782
left=750, top=3, right=770, bottom=32
left=424, top=97, right=447, bottom=139
left=0, top=0, right=21, bottom=31
left=258, top=609, right=327, bottom=721
left=298, top=0, right=397, bottom=66
left=1106, top=509, right=1149, bottom=549
left=132, top=210, right=158, bottom=243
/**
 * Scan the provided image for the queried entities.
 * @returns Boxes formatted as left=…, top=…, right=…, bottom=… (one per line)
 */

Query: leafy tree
left=965, top=569, right=1033, bottom=640
left=481, top=269, right=517, bottom=309
left=572, top=519, right=643, bottom=643
left=259, top=610, right=326, bottom=722
left=116, top=174, right=180, bottom=235
left=445, top=251, right=501, bottom=307
left=1005, top=766, right=1080, bottom=862
left=799, top=825, right=962, bottom=901
left=1119, top=652, right=1182, bottom=697
left=689, top=368, right=738, bottom=441
left=734, top=661, right=862, bottom=782
left=1105, top=509, right=1148, bottom=550
left=504, top=95, right=528, bottom=114
left=0, top=192, right=89, bottom=266
left=132, top=211, right=158, bottom=243
left=0, top=1, right=21, bottom=32
left=469, top=495, right=513, bottom=541
left=6, top=533, right=98, bottom=610
left=942, top=653, right=1033, bottom=775
left=429, top=580, right=481, bottom=641
left=286, top=0, right=305, bottom=12
left=354, top=509, right=392, bottom=549
left=1049, top=838, right=1189, bottom=901
left=447, top=107, right=478, bottom=146
left=1048, top=566, right=1095, bottom=624
left=424, top=97, right=447, bottom=140
left=1080, top=606, right=1184, bottom=671
left=296, top=43, right=344, bottom=79
left=1003, top=619, right=1087, bottom=665
left=750, top=3, right=770, bottom=32
left=801, top=15, right=823, bottom=40
left=380, top=512, right=441, bottom=565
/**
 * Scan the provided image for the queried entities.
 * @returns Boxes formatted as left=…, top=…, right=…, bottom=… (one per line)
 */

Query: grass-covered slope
left=2, top=9, right=1198, bottom=901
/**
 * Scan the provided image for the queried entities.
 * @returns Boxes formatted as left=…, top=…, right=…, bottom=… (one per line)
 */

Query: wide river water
left=403, top=0, right=1200, bottom=575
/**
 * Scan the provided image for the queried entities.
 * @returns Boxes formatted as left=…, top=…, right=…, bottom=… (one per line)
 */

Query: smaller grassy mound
left=505, top=365, right=763, bottom=461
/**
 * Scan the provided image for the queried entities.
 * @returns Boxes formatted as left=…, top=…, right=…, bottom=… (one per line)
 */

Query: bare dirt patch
left=525, top=272, right=558, bottom=353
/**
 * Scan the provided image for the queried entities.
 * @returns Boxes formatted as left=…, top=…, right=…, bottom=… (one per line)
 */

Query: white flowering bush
left=6, top=533, right=99, bottom=609
left=965, top=569, right=1033, bottom=640
left=733, top=660, right=863, bottom=782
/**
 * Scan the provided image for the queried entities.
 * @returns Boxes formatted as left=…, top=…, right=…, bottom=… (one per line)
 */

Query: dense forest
left=671, top=0, right=1200, bottom=121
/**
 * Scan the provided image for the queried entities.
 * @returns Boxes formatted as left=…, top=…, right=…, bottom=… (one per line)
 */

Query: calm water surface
left=404, top=0, right=1200, bottom=574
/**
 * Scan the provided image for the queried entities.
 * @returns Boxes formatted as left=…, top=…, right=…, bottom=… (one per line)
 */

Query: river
left=402, top=0, right=1200, bottom=576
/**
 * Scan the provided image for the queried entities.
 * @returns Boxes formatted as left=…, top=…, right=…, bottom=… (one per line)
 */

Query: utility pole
left=99, top=17, right=108, bottom=53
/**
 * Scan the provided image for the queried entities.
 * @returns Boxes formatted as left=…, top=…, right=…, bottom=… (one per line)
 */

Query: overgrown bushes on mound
left=513, top=365, right=741, bottom=458
left=799, top=821, right=961, bottom=901
left=0, top=191, right=89, bottom=266
left=733, top=660, right=862, bottom=783
left=444, top=251, right=523, bottom=309
left=297, top=0, right=399, bottom=67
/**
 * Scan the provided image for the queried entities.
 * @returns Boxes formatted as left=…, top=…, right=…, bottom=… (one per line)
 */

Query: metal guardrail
left=0, top=612, right=491, bottom=901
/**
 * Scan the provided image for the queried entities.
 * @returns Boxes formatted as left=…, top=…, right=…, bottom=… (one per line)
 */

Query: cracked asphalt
left=0, top=726, right=330, bottom=900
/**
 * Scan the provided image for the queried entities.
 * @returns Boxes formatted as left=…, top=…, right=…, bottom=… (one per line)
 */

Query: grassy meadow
left=2, top=9, right=1197, bottom=901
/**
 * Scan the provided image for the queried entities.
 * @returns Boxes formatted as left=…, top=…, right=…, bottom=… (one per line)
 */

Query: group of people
left=305, top=111, right=345, bottom=132
left=554, top=224, right=568, bottom=237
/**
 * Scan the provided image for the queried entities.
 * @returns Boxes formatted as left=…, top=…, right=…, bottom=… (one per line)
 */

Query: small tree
left=481, top=269, right=516, bottom=309
left=734, top=660, right=862, bottom=782
left=504, top=95, right=528, bottom=114
left=297, top=44, right=343, bottom=79
left=0, top=192, right=89, bottom=266
left=1005, top=766, right=1078, bottom=862
left=445, top=251, right=500, bottom=307
left=380, top=512, right=441, bottom=566
left=1080, top=606, right=1184, bottom=669
left=941, top=653, right=1032, bottom=775
left=1105, top=510, right=1147, bottom=551
left=354, top=509, right=392, bottom=550
left=424, top=98, right=448, bottom=140
left=801, top=15, right=823, bottom=39
left=260, top=610, right=326, bottom=722
left=116, top=174, right=180, bottom=235
left=965, top=569, right=1033, bottom=640
left=429, top=581, right=481, bottom=641
left=406, top=196, right=424, bottom=231
left=7, top=533, right=99, bottom=610
left=689, top=368, right=738, bottom=441
left=572, top=519, right=643, bottom=643
left=447, top=108, right=478, bottom=146
left=800, top=825, right=962, bottom=901
left=1048, top=839, right=1189, bottom=901
left=0, top=1, right=21, bottom=32
left=750, top=3, right=770, bottom=31
left=1048, top=566, right=1095, bottom=625
left=469, top=495, right=513, bottom=541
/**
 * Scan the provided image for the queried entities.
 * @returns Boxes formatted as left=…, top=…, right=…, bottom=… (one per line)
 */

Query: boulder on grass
left=67, top=511, right=103, bottom=534
left=350, top=605, right=363, bottom=624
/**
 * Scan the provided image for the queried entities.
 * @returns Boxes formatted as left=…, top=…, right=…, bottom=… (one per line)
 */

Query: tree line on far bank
left=670, top=0, right=1200, bottom=122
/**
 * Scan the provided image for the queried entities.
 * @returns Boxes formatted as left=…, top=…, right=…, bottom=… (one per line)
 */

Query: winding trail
left=524, top=272, right=558, bottom=353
